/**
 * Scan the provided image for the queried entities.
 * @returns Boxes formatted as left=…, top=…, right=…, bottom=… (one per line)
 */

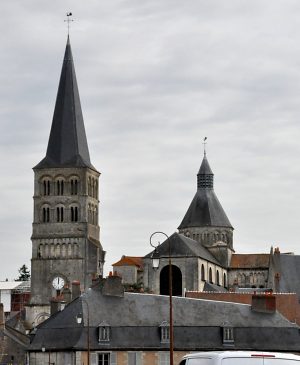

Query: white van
left=180, top=351, right=300, bottom=365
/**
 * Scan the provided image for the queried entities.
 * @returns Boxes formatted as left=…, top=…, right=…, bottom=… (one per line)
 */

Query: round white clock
left=52, top=276, right=65, bottom=290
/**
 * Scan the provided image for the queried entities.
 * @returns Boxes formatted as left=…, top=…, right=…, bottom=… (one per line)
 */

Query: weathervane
left=64, top=12, right=74, bottom=35
left=203, top=137, right=207, bottom=156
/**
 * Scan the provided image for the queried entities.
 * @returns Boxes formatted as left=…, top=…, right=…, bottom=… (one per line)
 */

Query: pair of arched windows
left=56, top=180, right=64, bottom=195
left=70, top=179, right=78, bottom=195
left=56, top=207, right=64, bottom=222
left=71, top=206, right=78, bottom=222
left=88, top=177, right=98, bottom=199
left=42, top=207, right=50, bottom=222
left=43, top=180, right=51, bottom=196
left=88, top=204, right=98, bottom=225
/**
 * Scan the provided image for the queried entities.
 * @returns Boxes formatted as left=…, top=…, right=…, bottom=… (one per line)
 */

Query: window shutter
left=128, top=353, right=135, bottom=365
left=90, top=352, right=97, bottom=365
left=136, top=352, right=142, bottom=365
left=111, top=352, right=117, bottom=365
left=159, top=352, right=169, bottom=365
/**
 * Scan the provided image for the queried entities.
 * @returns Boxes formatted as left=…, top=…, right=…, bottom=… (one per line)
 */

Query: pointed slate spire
left=35, top=36, right=95, bottom=170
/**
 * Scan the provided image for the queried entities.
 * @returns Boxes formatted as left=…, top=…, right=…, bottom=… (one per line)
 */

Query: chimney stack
left=102, top=272, right=124, bottom=297
left=72, top=280, right=81, bottom=301
left=251, top=293, right=276, bottom=313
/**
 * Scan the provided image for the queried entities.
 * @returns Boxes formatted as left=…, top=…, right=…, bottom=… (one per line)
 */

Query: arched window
left=42, top=179, right=51, bottom=196
left=88, top=177, right=91, bottom=196
left=56, top=179, right=64, bottom=195
left=223, top=273, right=227, bottom=288
left=95, top=206, right=98, bottom=225
left=56, top=206, right=64, bottom=222
left=209, top=267, right=213, bottom=283
left=216, top=270, right=220, bottom=285
left=70, top=178, right=79, bottom=195
left=88, top=204, right=91, bottom=223
left=201, top=264, right=205, bottom=281
left=71, top=206, right=79, bottom=222
left=91, top=178, right=95, bottom=198
left=95, top=180, right=98, bottom=199
left=42, top=206, right=50, bottom=222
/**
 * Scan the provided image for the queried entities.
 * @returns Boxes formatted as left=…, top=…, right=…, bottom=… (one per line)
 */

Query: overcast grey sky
left=1, top=1, right=300, bottom=280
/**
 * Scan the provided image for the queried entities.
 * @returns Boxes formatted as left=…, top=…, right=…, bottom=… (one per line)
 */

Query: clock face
left=52, top=276, right=65, bottom=290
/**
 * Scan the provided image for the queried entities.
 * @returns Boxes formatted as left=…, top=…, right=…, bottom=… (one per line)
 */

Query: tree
left=16, top=264, right=30, bottom=281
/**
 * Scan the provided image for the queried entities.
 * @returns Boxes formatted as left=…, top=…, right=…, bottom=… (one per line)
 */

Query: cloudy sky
left=1, top=1, right=300, bottom=280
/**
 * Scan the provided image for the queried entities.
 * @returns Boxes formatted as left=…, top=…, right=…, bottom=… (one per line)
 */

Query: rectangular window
left=98, top=353, right=110, bottom=365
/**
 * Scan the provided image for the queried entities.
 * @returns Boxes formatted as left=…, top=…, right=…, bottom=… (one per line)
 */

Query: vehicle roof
left=183, top=351, right=300, bottom=360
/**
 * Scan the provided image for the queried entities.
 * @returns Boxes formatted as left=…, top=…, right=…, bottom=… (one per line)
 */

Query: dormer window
left=160, top=321, right=170, bottom=343
left=98, top=321, right=110, bottom=342
left=222, top=321, right=234, bottom=345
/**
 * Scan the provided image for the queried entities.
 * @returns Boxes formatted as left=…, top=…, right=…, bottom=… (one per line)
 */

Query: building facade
left=28, top=276, right=300, bottom=365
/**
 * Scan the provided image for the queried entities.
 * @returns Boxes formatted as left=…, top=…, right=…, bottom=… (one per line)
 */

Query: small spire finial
left=64, top=12, right=74, bottom=35
left=203, top=137, right=207, bottom=156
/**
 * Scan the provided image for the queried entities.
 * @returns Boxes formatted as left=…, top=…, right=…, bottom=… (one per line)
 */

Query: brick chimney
left=251, top=293, right=276, bottom=313
left=102, top=272, right=124, bottom=297
left=62, top=285, right=72, bottom=303
left=71, top=280, right=81, bottom=301
left=50, top=297, right=67, bottom=316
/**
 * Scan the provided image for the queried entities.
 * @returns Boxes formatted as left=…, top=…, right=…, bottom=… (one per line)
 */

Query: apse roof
left=144, top=232, right=221, bottom=265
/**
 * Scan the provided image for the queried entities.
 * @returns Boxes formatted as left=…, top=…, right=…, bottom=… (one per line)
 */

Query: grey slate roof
left=34, top=36, right=96, bottom=171
left=178, top=154, right=232, bottom=229
left=178, top=188, right=233, bottom=229
left=29, top=285, right=300, bottom=352
left=144, top=232, right=220, bottom=265
left=203, top=282, right=228, bottom=292
left=275, top=254, right=300, bottom=297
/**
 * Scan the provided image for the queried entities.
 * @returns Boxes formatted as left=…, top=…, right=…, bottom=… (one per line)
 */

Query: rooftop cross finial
left=64, top=12, right=74, bottom=35
left=203, top=137, right=207, bottom=156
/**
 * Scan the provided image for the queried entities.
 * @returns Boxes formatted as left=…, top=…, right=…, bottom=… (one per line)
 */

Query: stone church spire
left=35, top=36, right=95, bottom=170
left=28, top=37, right=105, bottom=326
left=178, top=152, right=234, bottom=267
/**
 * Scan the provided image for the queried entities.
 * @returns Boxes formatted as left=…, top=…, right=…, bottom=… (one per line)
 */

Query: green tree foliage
left=16, top=264, right=30, bottom=281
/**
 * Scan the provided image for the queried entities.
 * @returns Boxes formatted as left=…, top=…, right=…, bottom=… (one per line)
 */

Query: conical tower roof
left=34, top=36, right=96, bottom=170
left=178, top=154, right=232, bottom=229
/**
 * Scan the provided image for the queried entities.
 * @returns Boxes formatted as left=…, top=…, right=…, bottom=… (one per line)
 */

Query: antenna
left=203, top=137, right=207, bottom=156
left=64, top=12, right=74, bottom=35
